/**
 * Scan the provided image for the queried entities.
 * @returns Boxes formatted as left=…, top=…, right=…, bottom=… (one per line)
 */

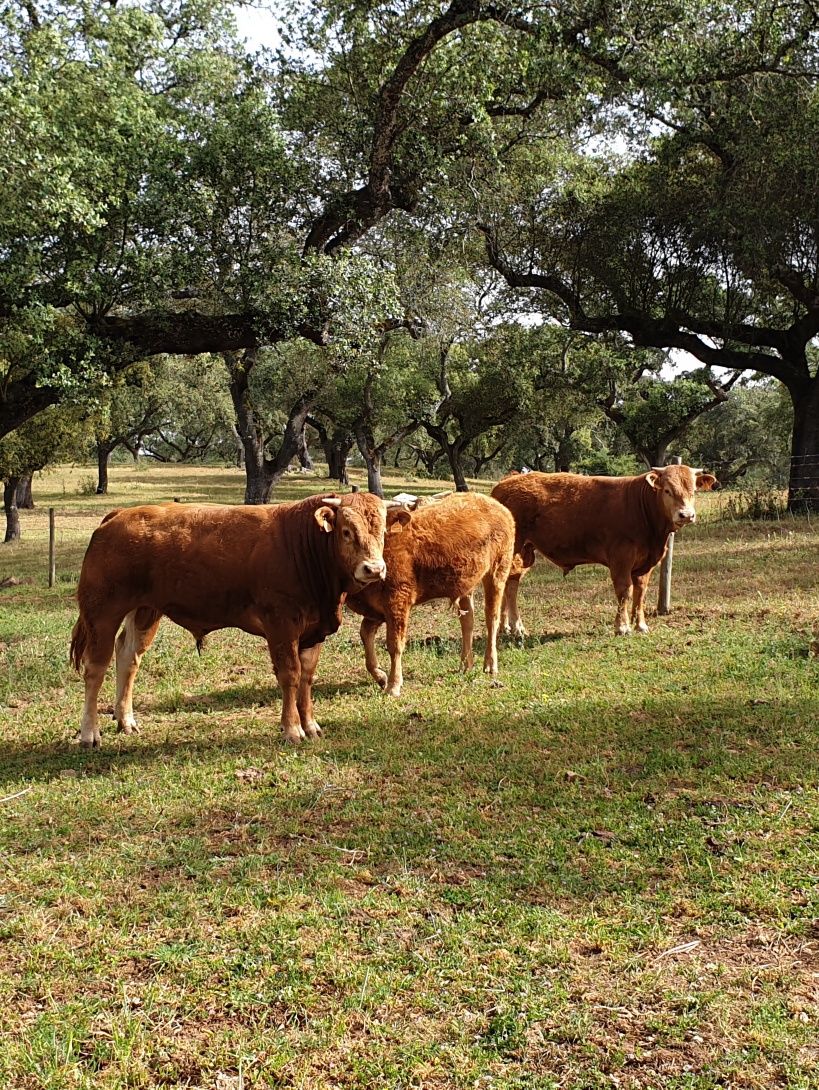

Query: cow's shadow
left=147, top=676, right=373, bottom=715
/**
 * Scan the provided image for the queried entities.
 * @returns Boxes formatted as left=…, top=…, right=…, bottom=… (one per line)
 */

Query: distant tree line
left=1, top=0, right=816, bottom=536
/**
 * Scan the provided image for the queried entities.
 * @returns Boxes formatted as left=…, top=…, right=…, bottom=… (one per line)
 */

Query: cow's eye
left=342, top=527, right=354, bottom=542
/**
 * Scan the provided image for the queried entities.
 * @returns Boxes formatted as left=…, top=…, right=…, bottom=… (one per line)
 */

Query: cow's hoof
left=616, top=625, right=632, bottom=637
left=282, top=724, right=306, bottom=744
left=116, top=716, right=139, bottom=735
left=635, top=622, right=650, bottom=634
left=78, top=729, right=101, bottom=749
left=460, top=658, right=474, bottom=673
left=374, top=669, right=388, bottom=690
left=385, top=684, right=402, bottom=698
left=303, top=719, right=322, bottom=739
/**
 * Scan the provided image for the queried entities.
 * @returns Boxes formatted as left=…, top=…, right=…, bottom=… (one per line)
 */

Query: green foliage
left=0, top=405, right=92, bottom=480
left=681, top=381, right=792, bottom=487
left=90, top=355, right=235, bottom=463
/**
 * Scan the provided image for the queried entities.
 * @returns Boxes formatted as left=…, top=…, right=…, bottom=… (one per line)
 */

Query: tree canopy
left=2, top=0, right=818, bottom=502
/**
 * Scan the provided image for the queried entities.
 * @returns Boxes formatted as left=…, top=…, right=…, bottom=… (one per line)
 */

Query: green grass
left=1, top=464, right=819, bottom=1089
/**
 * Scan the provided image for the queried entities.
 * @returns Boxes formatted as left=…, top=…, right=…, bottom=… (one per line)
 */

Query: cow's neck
left=295, top=513, right=344, bottom=631
left=637, top=480, right=674, bottom=555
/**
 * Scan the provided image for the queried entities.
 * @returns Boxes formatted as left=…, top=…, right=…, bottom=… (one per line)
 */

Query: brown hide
left=346, top=492, right=515, bottom=695
left=70, top=492, right=389, bottom=746
left=491, top=465, right=716, bottom=635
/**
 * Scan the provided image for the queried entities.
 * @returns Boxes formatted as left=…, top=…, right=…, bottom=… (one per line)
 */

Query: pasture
left=1, top=464, right=818, bottom=1089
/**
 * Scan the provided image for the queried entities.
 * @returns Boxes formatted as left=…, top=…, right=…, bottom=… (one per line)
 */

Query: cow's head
left=314, top=494, right=410, bottom=587
left=646, top=465, right=718, bottom=530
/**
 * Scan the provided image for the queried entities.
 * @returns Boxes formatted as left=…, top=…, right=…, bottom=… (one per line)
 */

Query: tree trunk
left=96, top=441, right=116, bottom=494
left=4, top=477, right=21, bottom=543
left=555, top=427, right=575, bottom=473
left=231, top=425, right=245, bottom=469
left=446, top=442, right=469, bottom=492
left=226, top=350, right=317, bottom=504
left=787, top=376, right=819, bottom=510
left=636, top=441, right=670, bottom=469
left=16, top=473, right=34, bottom=509
left=355, top=428, right=384, bottom=497
left=227, top=350, right=278, bottom=504
left=421, top=422, right=470, bottom=489
left=243, top=458, right=275, bottom=505
left=296, top=424, right=314, bottom=470
left=328, top=437, right=351, bottom=484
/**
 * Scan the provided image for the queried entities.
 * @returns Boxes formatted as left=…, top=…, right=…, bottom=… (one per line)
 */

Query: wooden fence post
left=48, top=507, right=55, bottom=588
left=657, top=456, right=682, bottom=616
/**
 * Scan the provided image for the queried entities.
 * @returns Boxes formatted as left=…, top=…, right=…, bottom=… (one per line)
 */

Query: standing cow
left=346, top=492, right=515, bottom=696
left=70, top=493, right=406, bottom=747
left=491, top=465, right=717, bottom=637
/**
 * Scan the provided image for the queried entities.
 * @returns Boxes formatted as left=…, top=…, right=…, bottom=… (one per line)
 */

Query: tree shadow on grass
left=3, top=689, right=819, bottom=916
left=3, top=687, right=818, bottom=794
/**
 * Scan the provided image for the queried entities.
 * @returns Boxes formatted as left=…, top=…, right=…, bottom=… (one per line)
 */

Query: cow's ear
left=314, top=505, right=336, bottom=533
left=696, top=472, right=717, bottom=492
left=388, top=509, right=412, bottom=534
left=645, top=471, right=661, bottom=490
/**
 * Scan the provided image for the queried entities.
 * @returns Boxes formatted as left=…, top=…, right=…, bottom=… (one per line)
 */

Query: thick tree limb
left=480, top=228, right=810, bottom=387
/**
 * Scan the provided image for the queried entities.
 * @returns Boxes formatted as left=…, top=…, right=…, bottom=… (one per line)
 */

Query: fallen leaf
left=235, top=767, right=265, bottom=784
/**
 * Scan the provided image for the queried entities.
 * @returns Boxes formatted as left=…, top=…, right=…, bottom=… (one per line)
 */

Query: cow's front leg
left=631, top=571, right=653, bottom=634
left=268, top=637, right=304, bottom=743
left=384, top=603, right=411, bottom=698
left=297, top=643, right=323, bottom=739
left=458, top=594, right=475, bottom=671
left=360, top=617, right=387, bottom=689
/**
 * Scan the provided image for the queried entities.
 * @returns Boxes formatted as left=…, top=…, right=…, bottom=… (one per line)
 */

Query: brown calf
left=346, top=492, right=515, bottom=696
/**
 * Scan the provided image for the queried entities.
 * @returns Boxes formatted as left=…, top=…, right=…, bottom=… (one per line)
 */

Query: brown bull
left=70, top=493, right=404, bottom=747
left=491, top=465, right=717, bottom=636
left=346, top=492, right=515, bottom=696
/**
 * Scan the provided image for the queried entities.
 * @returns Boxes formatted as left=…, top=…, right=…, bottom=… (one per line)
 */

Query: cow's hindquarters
left=501, top=543, right=534, bottom=639
left=72, top=611, right=125, bottom=748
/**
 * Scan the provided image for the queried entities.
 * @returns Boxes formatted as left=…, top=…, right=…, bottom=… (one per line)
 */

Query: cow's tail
left=69, top=615, right=89, bottom=672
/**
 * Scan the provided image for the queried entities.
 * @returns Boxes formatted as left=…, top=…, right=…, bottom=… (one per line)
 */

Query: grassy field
left=1, top=464, right=818, bottom=1089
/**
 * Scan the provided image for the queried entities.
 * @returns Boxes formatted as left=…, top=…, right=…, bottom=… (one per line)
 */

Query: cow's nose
left=678, top=509, right=695, bottom=523
left=363, top=559, right=386, bottom=579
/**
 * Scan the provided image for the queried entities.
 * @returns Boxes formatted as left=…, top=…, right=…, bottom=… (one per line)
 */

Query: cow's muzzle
left=355, top=559, right=387, bottom=583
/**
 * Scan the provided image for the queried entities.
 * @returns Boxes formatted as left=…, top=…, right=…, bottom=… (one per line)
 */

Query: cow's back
left=349, top=492, right=514, bottom=617
left=76, top=502, right=317, bottom=640
left=492, top=472, right=654, bottom=568
left=406, top=493, right=514, bottom=600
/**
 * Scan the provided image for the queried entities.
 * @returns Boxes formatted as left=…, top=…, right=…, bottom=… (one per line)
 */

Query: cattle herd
left=70, top=464, right=716, bottom=747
